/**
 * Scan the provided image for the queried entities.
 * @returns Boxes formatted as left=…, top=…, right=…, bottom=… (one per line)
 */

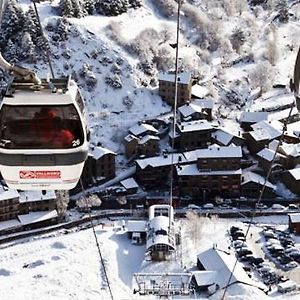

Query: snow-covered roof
left=268, top=107, right=298, bottom=122
left=242, top=171, right=276, bottom=190
left=120, top=177, right=139, bottom=190
left=191, top=145, right=242, bottom=159
left=177, top=164, right=242, bottom=176
left=212, top=128, right=243, bottom=146
left=127, top=220, right=146, bottom=232
left=256, top=148, right=285, bottom=162
left=19, top=190, right=56, bottom=203
left=136, top=153, right=187, bottom=169
left=239, top=111, right=268, bottom=123
left=0, top=187, right=19, bottom=202
left=178, top=120, right=214, bottom=133
left=139, top=134, right=160, bottom=145
left=146, top=215, right=175, bottom=251
left=158, top=71, right=191, bottom=85
left=124, top=134, right=139, bottom=143
left=129, top=123, right=158, bottom=137
left=287, top=120, right=300, bottom=137
left=288, top=168, right=300, bottom=180
left=0, top=218, right=21, bottom=231
left=90, top=146, right=116, bottom=159
left=18, top=210, right=58, bottom=226
left=280, top=142, right=300, bottom=157
left=191, top=85, right=209, bottom=99
left=289, top=213, right=300, bottom=223
left=197, top=248, right=259, bottom=289
left=192, top=271, right=217, bottom=287
left=178, top=103, right=203, bottom=118
left=249, top=120, right=282, bottom=141
left=195, top=98, right=214, bottom=109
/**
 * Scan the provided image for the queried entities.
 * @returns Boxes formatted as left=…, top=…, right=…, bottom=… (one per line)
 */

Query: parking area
left=229, top=224, right=299, bottom=294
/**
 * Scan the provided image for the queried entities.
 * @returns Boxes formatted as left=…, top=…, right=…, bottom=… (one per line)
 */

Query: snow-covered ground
left=0, top=214, right=299, bottom=300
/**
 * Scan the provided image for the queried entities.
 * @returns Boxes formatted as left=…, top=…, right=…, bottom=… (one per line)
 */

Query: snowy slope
left=13, top=0, right=300, bottom=163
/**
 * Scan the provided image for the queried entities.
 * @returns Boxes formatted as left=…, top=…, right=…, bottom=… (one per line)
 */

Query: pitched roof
left=120, top=177, right=139, bottom=189
left=242, top=171, right=276, bottom=190
left=239, top=111, right=268, bottom=123
left=136, top=153, right=187, bottom=169
left=197, top=248, right=258, bottom=289
left=289, top=213, right=300, bottom=223
left=280, top=142, right=300, bottom=158
left=249, top=120, right=282, bottom=141
left=158, top=71, right=191, bottom=85
left=178, top=120, right=214, bottom=133
left=139, top=135, right=160, bottom=145
left=288, top=167, right=300, bottom=180
left=0, top=186, right=19, bottom=202
left=129, top=123, right=158, bottom=137
left=178, top=103, right=203, bottom=118
left=256, top=148, right=285, bottom=162
left=191, top=85, right=210, bottom=99
left=90, top=146, right=116, bottom=159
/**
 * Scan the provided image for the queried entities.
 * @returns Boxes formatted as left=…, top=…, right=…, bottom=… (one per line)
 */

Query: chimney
left=181, top=125, right=184, bottom=130
left=178, top=156, right=182, bottom=162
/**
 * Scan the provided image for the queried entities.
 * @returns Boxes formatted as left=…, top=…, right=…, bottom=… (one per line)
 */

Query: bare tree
left=185, top=211, right=205, bottom=246
left=265, top=25, right=279, bottom=66
left=249, top=61, right=274, bottom=96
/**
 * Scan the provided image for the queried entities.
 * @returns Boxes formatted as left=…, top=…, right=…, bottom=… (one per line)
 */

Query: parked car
left=250, top=257, right=264, bottom=266
left=271, top=204, right=286, bottom=210
left=284, top=261, right=298, bottom=270
left=288, top=204, right=299, bottom=210
left=278, top=280, right=297, bottom=293
left=237, top=249, right=253, bottom=257
left=187, top=204, right=201, bottom=210
left=232, top=240, right=247, bottom=248
left=202, top=203, right=214, bottom=209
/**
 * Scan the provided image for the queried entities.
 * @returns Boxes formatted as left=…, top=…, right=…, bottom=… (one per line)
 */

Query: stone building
left=81, top=146, right=116, bottom=187
left=177, top=146, right=242, bottom=199
left=158, top=71, right=192, bottom=107
left=0, top=187, right=19, bottom=221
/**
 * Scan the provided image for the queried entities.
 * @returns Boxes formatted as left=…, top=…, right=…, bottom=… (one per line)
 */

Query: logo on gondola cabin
left=19, top=170, right=61, bottom=179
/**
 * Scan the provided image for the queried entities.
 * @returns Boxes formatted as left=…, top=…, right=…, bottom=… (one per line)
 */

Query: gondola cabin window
left=0, top=104, right=84, bottom=149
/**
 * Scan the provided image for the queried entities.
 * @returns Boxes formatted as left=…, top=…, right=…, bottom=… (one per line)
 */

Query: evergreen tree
left=21, top=32, right=37, bottom=63
left=24, top=7, right=39, bottom=41
left=82, top=0, right=95, bottom=14
left=230, top=28, right=246, bottom=53
left=95, top=0, right=129, bottom=16
left=5, top=39, right=18, bottom=63
left=276, top=0, right=289, bottom=23
left=58, top=0, right=74, bottom=17
left=72, top=0, right=87, bottom=18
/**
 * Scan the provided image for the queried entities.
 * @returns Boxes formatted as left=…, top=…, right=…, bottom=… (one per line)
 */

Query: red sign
left=19, top=170, right=61, bottom=179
